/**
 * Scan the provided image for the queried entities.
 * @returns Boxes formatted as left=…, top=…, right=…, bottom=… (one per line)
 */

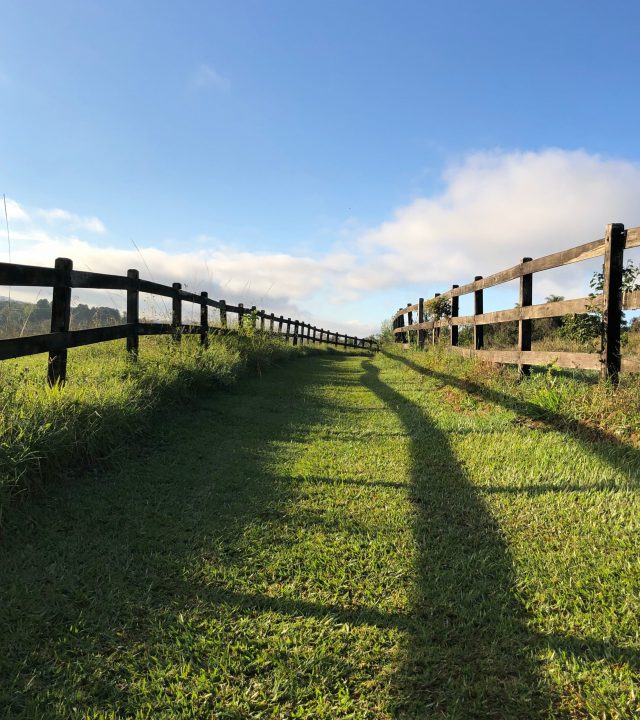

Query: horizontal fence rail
left=0, top=257, right=378, bottom=385
left=391, top=223, right=640, bottom=384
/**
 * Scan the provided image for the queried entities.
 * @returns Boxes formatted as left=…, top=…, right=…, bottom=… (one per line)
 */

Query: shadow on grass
left=2, top=349, right=636, bottom=717
left=360, top=359, right=554, bottom=718
left=379, top=349, right=640, bottom=707
left=384, top=348, right=640, bottom=488
left=0, top=355, right=358, bottom=717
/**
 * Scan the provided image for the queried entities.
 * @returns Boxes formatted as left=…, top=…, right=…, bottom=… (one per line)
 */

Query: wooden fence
left=0, top=257, right=378, bottom=385
left=392, top=223, right=640, bottom=384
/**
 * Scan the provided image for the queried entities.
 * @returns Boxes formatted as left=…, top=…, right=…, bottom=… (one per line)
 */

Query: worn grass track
left=1, top=348, right=639, bottom=718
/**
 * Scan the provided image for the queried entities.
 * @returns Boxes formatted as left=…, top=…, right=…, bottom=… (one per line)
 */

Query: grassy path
left=1, top=349, right=639, bottom=718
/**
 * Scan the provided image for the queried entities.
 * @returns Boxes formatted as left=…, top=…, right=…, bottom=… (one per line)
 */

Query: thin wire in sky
left=3, top=194, right=12, bottom=306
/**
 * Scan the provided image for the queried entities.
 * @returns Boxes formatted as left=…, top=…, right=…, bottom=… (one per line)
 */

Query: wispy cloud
left=189, top=64, right=230, bottom=92
left=36, top=208, right=106, bottom=234
left=3, top=198, right=30, bottom=222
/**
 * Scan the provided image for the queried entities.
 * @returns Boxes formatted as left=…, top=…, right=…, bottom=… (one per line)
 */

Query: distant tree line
left=0, top=298, right=123, bottom=339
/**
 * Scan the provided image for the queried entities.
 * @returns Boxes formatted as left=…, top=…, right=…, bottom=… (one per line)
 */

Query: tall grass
left=0, top=332, right=316, bottom=522
left=401, top=341, right=640, bottom=442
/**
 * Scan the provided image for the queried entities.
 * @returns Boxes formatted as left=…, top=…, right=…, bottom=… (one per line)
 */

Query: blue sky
left=2, top=1, right=640, bottom=333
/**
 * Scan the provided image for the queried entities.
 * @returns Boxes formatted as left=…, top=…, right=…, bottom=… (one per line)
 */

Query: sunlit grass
left=0, top=344, right=638, bottom=717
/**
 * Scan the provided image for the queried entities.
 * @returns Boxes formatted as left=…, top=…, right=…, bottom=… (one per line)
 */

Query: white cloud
left=349, top=149, right=640, bottom=297
left=190, top=64, right=230, bottom=92
left=36, top=208, right=106, bottom=234
left=2, top=198, right=30, bottom=222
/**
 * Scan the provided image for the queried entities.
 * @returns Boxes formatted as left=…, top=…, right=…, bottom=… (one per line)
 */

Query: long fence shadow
left=360, top=359, right=554, bottom=718
left=385, top=349, right=640, bottom=489
left=3, top=350, right=637, bottom=717
left=375, top=350, right=640, bottom=715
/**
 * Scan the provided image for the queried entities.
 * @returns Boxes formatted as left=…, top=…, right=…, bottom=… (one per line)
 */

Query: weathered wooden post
left=219, top=299, right=227, bottom=329
left=259, top=310, right=265, bottom=331
left=407, top=303, right=413, bottom=346
left=286, top=317, right=292, bottom=340
left=397, top=311, right=405, bottom=344
left=278, top=315, right=284, bottom=333
left=474, top=276, right=484, bottom=350
left=519, top=258, right=533, bottom=376
left=601, top=223, right=625, bottom=384
left=270, top=313, right=275, bottom=331
left=251, top=306, right=257, bottom=329
left=451, top=285, right=459, bottom=347
left=334, top=332, right=339, bottom=347
left=418, top=297, right=425, bottom=349
left=293, top=320, right=299, bottom=346
left=200, top=291, right=209, bottom=348
left=126, top=268, right=139, bottom=359
left=172, top=282, right=182, bottom=343
left=48, top=257, right=73, bottom=387
left=238, top=302, right=244, bottom=328
left=433, top=293, right=441, bottom=345
left=299, top=322, right=304, bottom=346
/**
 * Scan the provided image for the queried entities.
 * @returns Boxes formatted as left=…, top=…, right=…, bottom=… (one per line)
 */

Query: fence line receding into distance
left=391, top=223, right=640, bottom=384
left=0, top=257, right=378, bottom=386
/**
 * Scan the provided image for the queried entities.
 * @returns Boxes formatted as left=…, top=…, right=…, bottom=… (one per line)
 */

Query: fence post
left=278, top=315, right=284, bottom=333
left=334, top=332, right=339, bottom=347
left=433, top=293, right=441, bottom=344
left=407, top=303, right=413, bottom=345
left=418, top=298, right=425, bottom=349
left=200, top=291, right=209, bottom=348
left=397, top=312, right=405, bottom=344
left=518, top=258, right=533, bottom=376
left=451, top=285, right=459, bottom=347
left=172, top=282, right=182, bottom=342
left=286, top=317, right=292, bottom=341
left=48, top=257, right=73, bottom=387
left=601, top=223, right=625, bottom=384
left=293, top=320, right=299, bottom=346
left=474, top=276, right=484, bottom=350
left=250, top=306, right=257, bottom=329
left=270, top=313, right=275, bottom=331
left=238, top=302, right=244, bottom=329
left=126, top=268, right=139, bottom=359
left=219, top=299, right=227, bottom=328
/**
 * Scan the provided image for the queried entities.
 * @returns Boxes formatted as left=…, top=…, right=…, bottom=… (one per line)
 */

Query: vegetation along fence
left=0, top=257, right=378, bottom=386
left=392, top=223, right=640, bottom=384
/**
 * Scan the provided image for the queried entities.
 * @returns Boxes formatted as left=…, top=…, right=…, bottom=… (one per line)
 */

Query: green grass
left=1, top=344, right=639, bottom=717
left=0, top=331, right=340, bottom=522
